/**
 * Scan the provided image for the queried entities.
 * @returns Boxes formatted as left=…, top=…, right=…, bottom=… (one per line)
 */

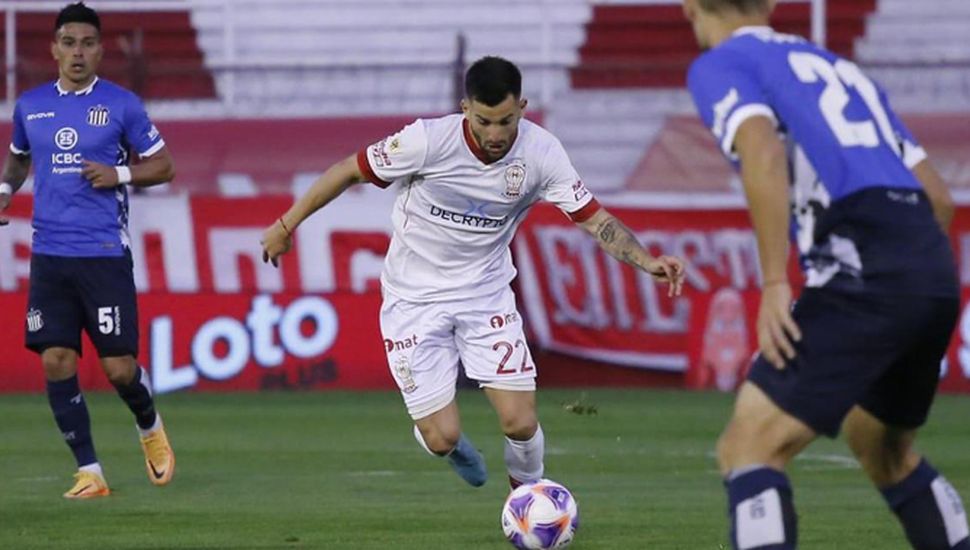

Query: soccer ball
left=501, top=479, right=579, bottom=549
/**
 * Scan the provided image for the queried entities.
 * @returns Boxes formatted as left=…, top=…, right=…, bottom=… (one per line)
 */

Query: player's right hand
left=260, top=219, right=292, bottom=267
left=0, top=191, right=11, bottom=226
left=756, top=281, right=802, bottom=369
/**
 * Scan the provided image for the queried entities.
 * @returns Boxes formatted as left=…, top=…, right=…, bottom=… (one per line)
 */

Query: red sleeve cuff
left=568, top=198, right=601, bottom=223
left=356, top=149, right=392, bottom=188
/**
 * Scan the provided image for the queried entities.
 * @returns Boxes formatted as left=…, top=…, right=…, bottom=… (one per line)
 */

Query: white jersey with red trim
left=357, top=113, right=598, bottom=302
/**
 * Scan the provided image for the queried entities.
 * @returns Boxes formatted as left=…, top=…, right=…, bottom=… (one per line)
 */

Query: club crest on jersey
left=503, top=163, right=526, bottom=198
left=393, top=356, right=418, bottom=394
left=87, top=104, right=110, bottom=127
left=26, top=308, right=44, bottom=332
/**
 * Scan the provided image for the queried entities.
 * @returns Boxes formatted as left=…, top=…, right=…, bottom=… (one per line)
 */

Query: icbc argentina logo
left=54, top=127, right=78, bottom=150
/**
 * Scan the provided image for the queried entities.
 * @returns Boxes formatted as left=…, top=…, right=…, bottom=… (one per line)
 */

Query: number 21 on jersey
left=788, top=52, right=896, bottom=149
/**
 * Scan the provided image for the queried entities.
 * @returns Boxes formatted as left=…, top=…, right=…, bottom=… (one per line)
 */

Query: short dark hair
left=464, top=56, right=522, bottom=106
left=697, top=0, right=771, bottom=15
left=54, top=2, right=101, bottom=34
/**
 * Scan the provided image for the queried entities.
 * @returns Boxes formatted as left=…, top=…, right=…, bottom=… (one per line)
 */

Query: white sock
left=412, top=425, right=438, bottom=456
left=505, top=424, right=544, bottom=484
left=78, top=462, right=104, bottom=478
left=137, top=412, right=162, bottom=438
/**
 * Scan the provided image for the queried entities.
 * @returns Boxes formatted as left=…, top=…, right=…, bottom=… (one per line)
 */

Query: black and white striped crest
left=87, top=104, right=110, bottom=127
left=26, top=308, right=44, bottom=332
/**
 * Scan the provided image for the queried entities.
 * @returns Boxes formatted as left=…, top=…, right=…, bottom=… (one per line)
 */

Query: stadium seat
left=0, top=10, right=216, bottom=100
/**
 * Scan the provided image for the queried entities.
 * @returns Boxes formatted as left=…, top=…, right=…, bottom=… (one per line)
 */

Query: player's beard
left=474, top=131, right=516, bottom=161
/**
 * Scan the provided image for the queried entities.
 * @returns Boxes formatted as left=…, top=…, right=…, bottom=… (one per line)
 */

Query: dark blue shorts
left=748, top=288, right=958, bottom=437
left=25, top=252, right=139, bottom=358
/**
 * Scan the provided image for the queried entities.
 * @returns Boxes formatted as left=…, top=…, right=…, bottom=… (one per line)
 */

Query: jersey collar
left=462, top=117, right=518, bottom=165
left=56, top=76, right=99, bottom=96
left=732, top=26, right=774, bottom=38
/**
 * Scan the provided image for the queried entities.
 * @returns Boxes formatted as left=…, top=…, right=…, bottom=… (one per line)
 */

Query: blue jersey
left=688, top=26, right=956, bottom=296
left=11, top=77, right=165, bottom=257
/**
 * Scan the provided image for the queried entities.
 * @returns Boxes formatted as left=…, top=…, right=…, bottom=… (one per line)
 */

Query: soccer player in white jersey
left=261, top=57, right=685, bottom=488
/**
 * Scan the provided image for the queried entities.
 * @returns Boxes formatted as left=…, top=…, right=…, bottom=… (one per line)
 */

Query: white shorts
left=380, top=285, right=537, bottom=419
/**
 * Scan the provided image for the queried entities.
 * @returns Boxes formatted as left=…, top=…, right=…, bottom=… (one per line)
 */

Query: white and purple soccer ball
left=501, top=479, right=579, bottom=549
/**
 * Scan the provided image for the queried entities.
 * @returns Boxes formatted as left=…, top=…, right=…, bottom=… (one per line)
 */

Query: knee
left=717, top=418, right=808, bottom=474
left=101, top=357, right=136, bottom=386
left=854, top=441, right=918, bottom=487
left=418, top=425, right=461, bottom=456
left=500, top=413, right=538, bottom=441
left=41, top=349, right=78, bottom=380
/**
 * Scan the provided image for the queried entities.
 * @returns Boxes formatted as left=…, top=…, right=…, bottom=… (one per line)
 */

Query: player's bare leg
left=484, top=387, right=542, bottom=490
left=42, top=347, right=110, bottom=498
left=844, top=406, right=969, bottom=549
left=102, top=355, right=174, bottom=486
left=414, top=400, right=487, bottom=487
left=717, top=382, right=816, bottom=549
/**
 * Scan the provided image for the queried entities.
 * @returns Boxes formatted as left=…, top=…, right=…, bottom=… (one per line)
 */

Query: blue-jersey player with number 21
left=683, top=0, right=969, bottom=548
left=0, top=2, right=177, bottom=499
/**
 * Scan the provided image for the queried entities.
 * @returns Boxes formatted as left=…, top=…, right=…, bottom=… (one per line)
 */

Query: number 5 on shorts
left=98, top=306, right=120, bottom=335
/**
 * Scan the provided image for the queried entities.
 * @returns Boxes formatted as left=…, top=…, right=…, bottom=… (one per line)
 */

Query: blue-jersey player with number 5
left=683, top=0, right=969, bottom=548
left=0, top=3, right=177, bottom=498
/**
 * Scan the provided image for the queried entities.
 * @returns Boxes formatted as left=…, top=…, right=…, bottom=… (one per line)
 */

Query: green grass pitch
left=1, top=389, right=967, bottom=549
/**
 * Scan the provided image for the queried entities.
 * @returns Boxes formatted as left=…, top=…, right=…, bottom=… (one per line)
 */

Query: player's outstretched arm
left=577, top=207, right=686, bottom=297
left=0, top=150, right=32, bottom=226
left=734, top=116, right=801, bottom=369
left=81, top=147, right=175, bottom=189
left=911, top=159, right=954, bottom=232
left=261, top=153, right=365, bottom=267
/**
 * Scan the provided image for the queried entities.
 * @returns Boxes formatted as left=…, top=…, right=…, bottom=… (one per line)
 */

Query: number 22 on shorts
left=493, top=339, right=534, bottom=375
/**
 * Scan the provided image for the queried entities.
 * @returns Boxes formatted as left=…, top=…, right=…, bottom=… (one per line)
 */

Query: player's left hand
left=82, top=160, right=120, bottom=189
left=756, top=281, right=802, bottom=369
left=641, top=255, right=686, bottom=297
left=260, top=219, right=293, bottom=267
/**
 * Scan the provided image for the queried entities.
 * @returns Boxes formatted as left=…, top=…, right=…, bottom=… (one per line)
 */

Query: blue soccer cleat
left=446, top=434, right=488, bottom=487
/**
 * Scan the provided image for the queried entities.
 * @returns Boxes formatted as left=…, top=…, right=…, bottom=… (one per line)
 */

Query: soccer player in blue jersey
left=683, top=0, right=969, bottom=548
left=0, top=2, right=176, bottom=498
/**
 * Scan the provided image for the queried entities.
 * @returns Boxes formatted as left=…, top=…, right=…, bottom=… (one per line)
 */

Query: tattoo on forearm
left=595, top=217, right=642, bottom=267
left=597, top=219, right=617, bottom=244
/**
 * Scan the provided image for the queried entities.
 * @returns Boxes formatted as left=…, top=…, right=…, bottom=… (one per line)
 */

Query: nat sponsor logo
left=384, top=334, right=419, bottom=353
left=489, top=312, right=519, bottom=329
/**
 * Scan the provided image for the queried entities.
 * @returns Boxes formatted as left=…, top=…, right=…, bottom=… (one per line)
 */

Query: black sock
left=113, top=366, right=157, bottom=430
left=46, top=375, right=97, bottom=467
left=881, top=459, right=970, bottom=550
